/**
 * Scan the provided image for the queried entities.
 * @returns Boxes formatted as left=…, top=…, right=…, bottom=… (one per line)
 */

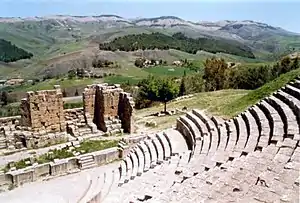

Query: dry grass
left=135, top=89, right=250, bottom=130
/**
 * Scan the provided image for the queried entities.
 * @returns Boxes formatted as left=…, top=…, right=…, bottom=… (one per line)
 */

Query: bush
left=63, top=102, right=83, bottom=109
left=37, top=148, right=74, bottom=164
left=76, top=140, right=119, bottom=154
left=0, top=104, right=20, bottom=117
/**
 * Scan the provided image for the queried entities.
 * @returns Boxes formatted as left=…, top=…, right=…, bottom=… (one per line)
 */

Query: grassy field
left=135, top=89, right=250, bottom=130
left=143, top=66, right=193, bottom=77
left=4, top=78, right=96, bottom=92
left=136, top=67, right=300, bottom=129
left=222, top=67, right=300, bottom=116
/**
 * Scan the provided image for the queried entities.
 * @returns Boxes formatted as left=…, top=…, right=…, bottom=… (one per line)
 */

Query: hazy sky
left=1, top=0, right=299, bottom=33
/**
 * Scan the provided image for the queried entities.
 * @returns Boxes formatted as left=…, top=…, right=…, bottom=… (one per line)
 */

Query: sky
left=0, top=0, right=299, bottom=33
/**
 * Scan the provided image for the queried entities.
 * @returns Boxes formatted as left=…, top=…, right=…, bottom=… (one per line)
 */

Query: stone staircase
left=105, top=118, right=123, bottom=136
left=0, top=137, right=6, bottom=150
left=78, top=154, right=97, bottom=170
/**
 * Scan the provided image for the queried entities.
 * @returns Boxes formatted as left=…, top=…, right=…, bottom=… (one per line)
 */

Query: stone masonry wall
left=94, top=84, right=123, bottom=132
left=118, top=92, right=135, bottom=133
left=83, top=84, right=130, bottom=133
left=82, top=85, right=96, bottom=121
left=20, top=86, right=65, bottom=133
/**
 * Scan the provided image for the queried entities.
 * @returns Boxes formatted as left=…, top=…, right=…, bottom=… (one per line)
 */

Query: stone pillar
left=118, top=92, right=135, bottom=133
left=83, top=85, right=97, bottom=122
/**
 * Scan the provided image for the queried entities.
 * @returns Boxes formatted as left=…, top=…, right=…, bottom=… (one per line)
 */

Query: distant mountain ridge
left=0, top=15, right=295, bottom=33
left=0, top=14, right=299, bottom=62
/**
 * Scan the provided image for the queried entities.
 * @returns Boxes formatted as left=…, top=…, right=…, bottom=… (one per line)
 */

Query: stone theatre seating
left=83, top=77, right=300, bottom=203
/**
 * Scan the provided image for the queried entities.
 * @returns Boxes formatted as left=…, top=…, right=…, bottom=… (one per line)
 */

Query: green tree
left=203, top=57, right=228, bottom=91
left=136, top=76, right=179, bottom=111
left=134, top=58, right=145, bottom=68
left=291, top=57, right=299, bottom=70
left=280, top=56, right=291, bottom=73
left=157, top=78, right=179, bottom=112
left=179, top=71, right=187, bottom=96
left=68, top=70, right=76, bottom=80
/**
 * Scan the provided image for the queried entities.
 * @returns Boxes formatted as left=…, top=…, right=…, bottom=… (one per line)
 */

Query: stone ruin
left=20, top=85, right=65, bottom=133
left=0, top=84, right=134, bottom=152
left=81, top=77, right=300, bottom=203
left=83, top=84, right=134, bottom=134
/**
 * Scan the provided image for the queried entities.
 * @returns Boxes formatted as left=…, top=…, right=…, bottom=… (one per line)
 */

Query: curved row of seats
left=147, top=78, right=300, bottom=202
left=88, top=77, right=300, bottom=203
left=118, top=130, right=189, bottom=187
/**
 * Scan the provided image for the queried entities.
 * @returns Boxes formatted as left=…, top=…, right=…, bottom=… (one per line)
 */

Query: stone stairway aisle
left=105, top=119, right=123, bottom=136
left=78, top=154, right=97, bottom=170
left=0, top=137, right=6, bottom=149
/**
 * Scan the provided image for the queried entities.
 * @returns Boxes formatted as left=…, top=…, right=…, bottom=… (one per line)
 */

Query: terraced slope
left=81, top=77, right=300, bottom=203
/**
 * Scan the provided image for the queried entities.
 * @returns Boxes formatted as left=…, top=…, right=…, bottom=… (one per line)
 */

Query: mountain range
left=0, top=15, right=299, bottom=79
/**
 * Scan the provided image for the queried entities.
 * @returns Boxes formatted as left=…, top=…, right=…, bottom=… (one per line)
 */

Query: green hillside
left=223, top=67, right=300, bottom=117
left=99, top=32, right=255, bottom=58
left=0, top=39, right=33, bottom=62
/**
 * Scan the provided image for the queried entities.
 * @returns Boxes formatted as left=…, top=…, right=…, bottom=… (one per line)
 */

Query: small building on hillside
left=172, top=60, right=183, bottom=66
left=5, top=78, right=25, bottom=86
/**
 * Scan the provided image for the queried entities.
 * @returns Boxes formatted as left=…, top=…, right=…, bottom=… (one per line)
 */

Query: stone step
left=187, top=111, right=209, bottom=138
left=144, top=140, right=157, bottom=168
left=258, top=100, right=284, bottom=140
left=129, top=151, right=138, bottom=180
left=224, top=120, right=237, bottom=152
left=176, top=118, right=194, bottom=151
left=79, top=158, right=94, bottom=165
left=249, top=105, right=271, bottom=148
left=81, top=162, right=97, bottom=170
left=137, top=143, right=151, bottom=172
left=151, top=138, right=164, bottom=164
left=124, top=155, right=133, bottom=183
left=284, top=84, right=300, bottom=100
left=233, top=115, right=248, bottom=153
left=79, top=155, right=94, bottom=162
left=179, top=115, right=198, bottom=146
left=266, top=95, right=299, bottom=135
left=156, top=132, right=171, bottom=160
left=242, top=110, right=260, bottom=153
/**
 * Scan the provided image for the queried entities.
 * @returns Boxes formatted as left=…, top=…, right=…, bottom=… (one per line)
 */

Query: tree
left=1, top=91, right=8, bottom=106
left=74, top=89, right=79, bottom=96
left=135, top=75, right=179, bottom=111
left=134, top=58, right=145, bottom=68
left=68, top=70, right=76, bottom=80
left=203, top=57, right=228, bottom=91
left=157, top=78, right=179, bottom=112
left=179, top=71, right=187, bottom=96
left=291, top=57, right=299, bottom=70
left=280, top=56, right=291, bottom=73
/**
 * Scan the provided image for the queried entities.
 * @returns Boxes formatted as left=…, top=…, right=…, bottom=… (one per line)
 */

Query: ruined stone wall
left=101, top=85, right=123, bottom=118
left=80, top=83, right=135, bottom=133
left=0, top=116, right=21, bottom=150
left=82, top=85, right=96, bottom=121
left=64, top=108, right=94, bottom=137
left=93, top=84, right=123, bottom=132
left=20, top=87, right=65, bottom=133
left=118, top=92, right=135, bottom=133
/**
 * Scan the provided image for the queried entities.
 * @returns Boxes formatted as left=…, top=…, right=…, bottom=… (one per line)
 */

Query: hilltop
left=0, top=15, right=299, bottom=79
